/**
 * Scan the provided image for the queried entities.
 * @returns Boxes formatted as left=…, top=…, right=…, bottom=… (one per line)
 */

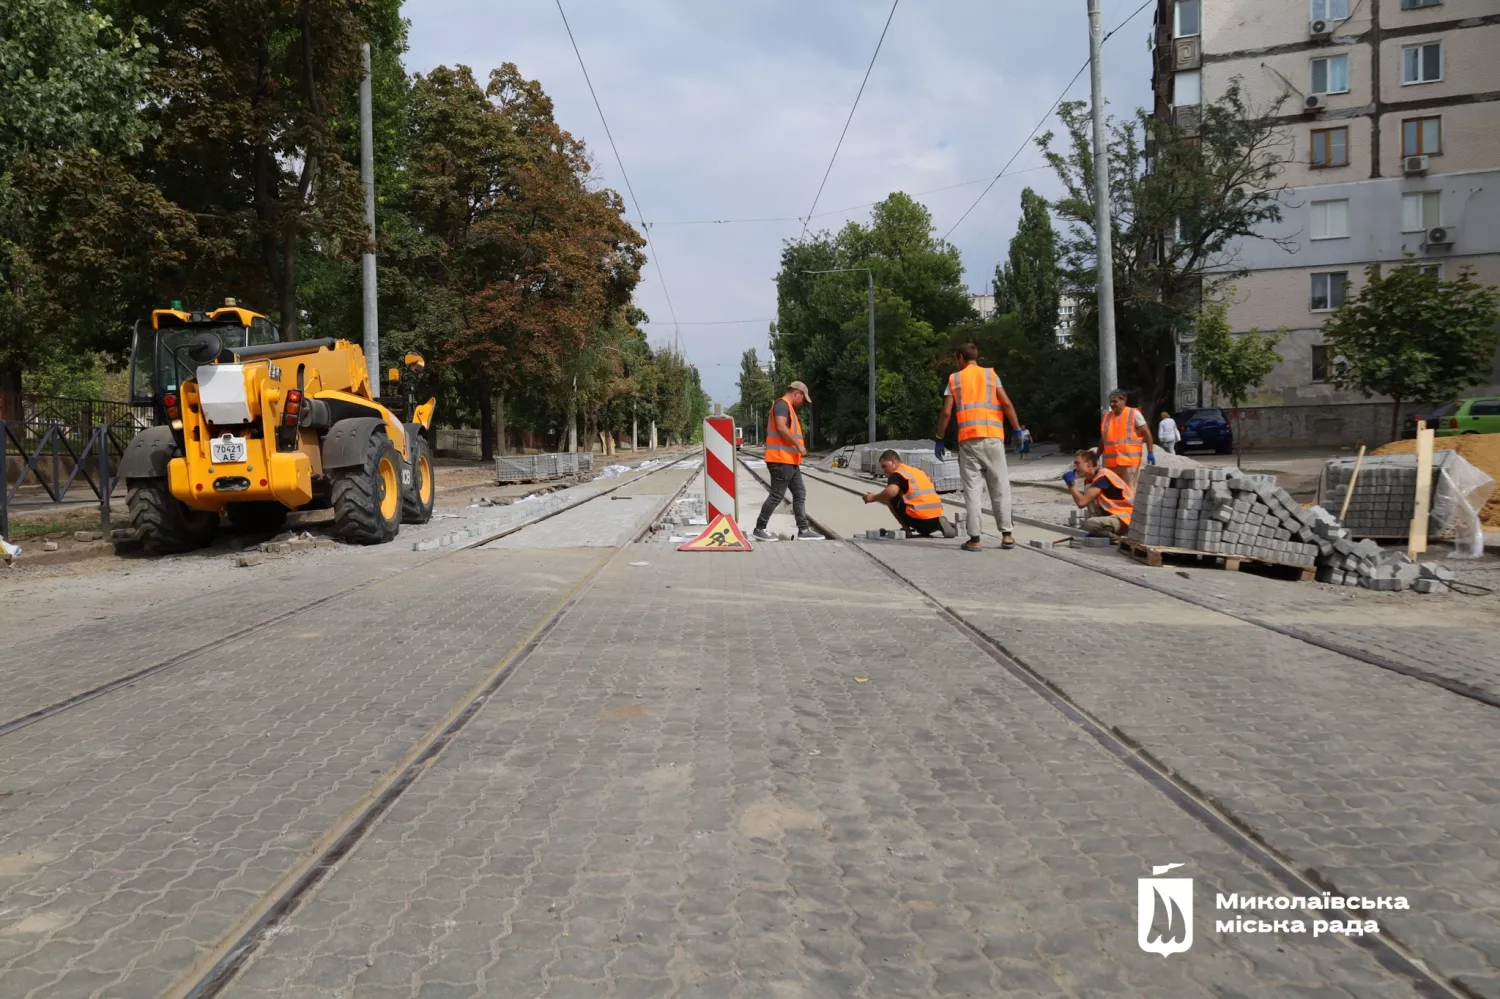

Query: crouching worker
left=863, top=450, right=959, bottom=538
left=1063, top=449, right=1134, bottom=538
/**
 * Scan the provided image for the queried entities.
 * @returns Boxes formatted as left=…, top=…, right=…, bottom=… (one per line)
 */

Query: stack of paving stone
left=849, top=443, right=960, bottom=493
left=1127, top=466, right=1320, bottom=567
left=1320, top=452, right=1453, bottom=538
left=1308, top=505, right=1454, bottom=592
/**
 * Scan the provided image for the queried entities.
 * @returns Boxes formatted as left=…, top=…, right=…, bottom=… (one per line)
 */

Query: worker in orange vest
left=861, top=450, right=959, bottom=538
left=1098, top=389, right=1156, bottom=490
left=934, top=343, right=1022, bottom=552
left=753, top=381, right=825, bottom=542
left=1063, top=449, right=1135, bottom=537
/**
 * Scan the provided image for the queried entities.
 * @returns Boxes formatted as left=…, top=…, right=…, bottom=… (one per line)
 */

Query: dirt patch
left=598, top=704, right=646, bottom=721
left=1374, top=434, right=1500, bottom=528
left=737, top=799, right=825, bottom=841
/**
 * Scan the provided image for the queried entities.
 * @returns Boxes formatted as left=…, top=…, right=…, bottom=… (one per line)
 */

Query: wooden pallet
left=1117, top=537, right=1315, bottom=581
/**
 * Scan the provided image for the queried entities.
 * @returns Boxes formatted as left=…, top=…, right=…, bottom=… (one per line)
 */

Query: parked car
left=1173, top=408, right=1234, bottom=454
left=1400, top=402, right=1459, bottom=439
left=1433, top=397, right=1500, bottom=437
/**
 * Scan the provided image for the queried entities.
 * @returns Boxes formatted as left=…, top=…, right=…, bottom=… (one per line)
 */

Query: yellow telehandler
left=120, top=300, right=435, bottom=554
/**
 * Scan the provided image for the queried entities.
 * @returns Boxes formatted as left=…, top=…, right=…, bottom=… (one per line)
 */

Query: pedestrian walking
left=934, top=343, right=1021, bottom=552
left=1157, top=411, right=1180, bottom=455
left=1063, top=449, right=1135, bottom=538
left=752, top=381, right=825, bottom=542
left=1098, top=389, right=1155, bottom=490
left=1018, top=425, right=1033, bottom=461
left=862, top=450, right=959, bottom=538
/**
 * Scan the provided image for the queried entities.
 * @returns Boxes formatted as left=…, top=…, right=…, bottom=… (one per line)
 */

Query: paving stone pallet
left=1128, top=465, right=1322, bottom=567
left=1117, top=537, right=1317, bottom=581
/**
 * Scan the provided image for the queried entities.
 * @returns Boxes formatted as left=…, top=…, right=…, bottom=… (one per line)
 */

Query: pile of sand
left=1373, top=433, right=1500, bottom=528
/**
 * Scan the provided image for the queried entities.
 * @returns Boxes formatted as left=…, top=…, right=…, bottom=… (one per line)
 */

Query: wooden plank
left=1408, top=423, right=1434, bottom=559
left=1338, top=444, right=1366, bottom=523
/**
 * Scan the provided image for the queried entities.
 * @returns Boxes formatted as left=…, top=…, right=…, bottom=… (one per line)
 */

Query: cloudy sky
left=407, top=1, right=1152, bottom=404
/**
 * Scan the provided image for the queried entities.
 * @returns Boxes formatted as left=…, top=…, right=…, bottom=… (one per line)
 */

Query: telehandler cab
left=120, top=300, right=435, bottom=554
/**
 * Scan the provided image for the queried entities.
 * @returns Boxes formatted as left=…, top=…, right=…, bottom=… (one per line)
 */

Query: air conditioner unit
left=1310, top=19, right=1333, bottom=39
left=1404, top=155, right=1430, bottom=175
left=1426, top=225, right=1455, bottom=246
left=1304, top=94, right=1327, bottom=112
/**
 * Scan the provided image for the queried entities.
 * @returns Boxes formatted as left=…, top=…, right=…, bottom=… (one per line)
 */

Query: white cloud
left=406, top=0, right=1152, bottom=404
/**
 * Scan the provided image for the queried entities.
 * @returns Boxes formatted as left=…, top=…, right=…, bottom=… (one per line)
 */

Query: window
left=1311, top=272, right=1348, bottom=311
left=1311, top=55, right=1349, bottom=95
left=1311, top=345, right=1330, bottom=382
left=1401, top=0, right=1442, bottom=8
left=1418, top=263, right=1443, bottom=278
left=1401, top=116, right=1441, bottom=156
left=1470, top=400, right=1500, bottom=417
left=1175, top=70, right=1202, bottom=106
left=1402, top=43, right=1442, bottom=84
left=1310, top=199, right=1349, bottom=240
left=1312, top=0, right=1349, bottom=18
left=1402, top=191, right=1441, bottom=232
left=1175, top=0, right=1201, bottom=37
left=1310, top=127, right=1349, bottom=167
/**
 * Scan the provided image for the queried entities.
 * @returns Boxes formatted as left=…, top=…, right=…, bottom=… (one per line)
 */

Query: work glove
left=1062, top=470, right=1077, bottom=486
left=934, top=439, right=946, bottom=461
left=1147, top=449, right=1157, bottom=465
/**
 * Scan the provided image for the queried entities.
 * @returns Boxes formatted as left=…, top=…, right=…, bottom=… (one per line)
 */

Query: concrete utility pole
left=1087, top=0, right=1119, bottom=409
left=804, top=268, right=877, bottom=443
left=359, top=42, right=380, bottom=397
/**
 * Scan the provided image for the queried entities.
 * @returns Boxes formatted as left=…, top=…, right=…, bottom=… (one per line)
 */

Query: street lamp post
left=803, top=267, right=876, bottom=444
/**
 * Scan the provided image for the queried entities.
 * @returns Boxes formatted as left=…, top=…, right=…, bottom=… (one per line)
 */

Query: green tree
left=1321, top=261, right=1500, bottom=441
left=1190, top=295, right=1284, bottom=457
left=1039, top=79, right=1294, bottom=414
left=735, top=348, right=773, bottom=439
left=993, top=187, right=1059, bottom=340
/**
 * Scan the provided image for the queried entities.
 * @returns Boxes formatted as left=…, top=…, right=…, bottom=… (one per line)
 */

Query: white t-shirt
left=1158, top=416, right=1179, bottom=443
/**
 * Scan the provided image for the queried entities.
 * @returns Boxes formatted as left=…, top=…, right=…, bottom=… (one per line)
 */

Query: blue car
left=1173, top=408, right=1234, bottom=454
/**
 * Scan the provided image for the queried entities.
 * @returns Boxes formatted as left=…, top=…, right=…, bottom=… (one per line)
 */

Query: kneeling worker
left=1063, top=449, right=1134, bottom=537
left=863, top=451, right=959, bottom=538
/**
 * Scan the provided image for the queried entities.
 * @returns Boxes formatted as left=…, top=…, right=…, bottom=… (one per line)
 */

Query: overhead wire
left=941, top=0, right=1156, bottom=242
left=798, top=0, right=901, bottom=239
left=554, top=0, right=685, bottom=353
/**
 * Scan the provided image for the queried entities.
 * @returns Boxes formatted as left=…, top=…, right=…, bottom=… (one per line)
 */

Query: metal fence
left=2, top=421, right=124, bottom=538
left=494, top=452, right=595, bottom=483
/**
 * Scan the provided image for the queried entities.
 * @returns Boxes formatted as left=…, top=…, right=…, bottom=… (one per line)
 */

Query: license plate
left=1185, top=439, right=1201, bottom=446
left=210, top=436, right=247, bottom=464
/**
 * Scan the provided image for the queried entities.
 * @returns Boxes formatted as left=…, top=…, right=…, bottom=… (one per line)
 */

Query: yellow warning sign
left=678, top=513, right=753, bottom=552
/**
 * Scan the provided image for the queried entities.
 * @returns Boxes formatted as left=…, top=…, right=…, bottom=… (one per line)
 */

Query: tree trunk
left=495, top=389, right=506, bottom=456
left=279, top=226, right=299, bottom=339
left=0, top=366, right=21, bottom=422
left=1390, top=397, right=1402, bottom=444
left=479, top=392, right=494, bottom=461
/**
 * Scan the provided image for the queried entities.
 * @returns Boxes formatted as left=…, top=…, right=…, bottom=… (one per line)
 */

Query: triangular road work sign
left=678, top=513, right=753, bottom=552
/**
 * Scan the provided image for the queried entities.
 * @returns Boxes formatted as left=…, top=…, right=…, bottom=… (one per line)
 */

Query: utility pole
left=359, top=42, right=380, bottom=397
left=1087, top=0, right=1119, bottom=410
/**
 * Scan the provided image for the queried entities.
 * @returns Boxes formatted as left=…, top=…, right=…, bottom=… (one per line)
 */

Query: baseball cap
left=788, top=380, right=812, bottom=402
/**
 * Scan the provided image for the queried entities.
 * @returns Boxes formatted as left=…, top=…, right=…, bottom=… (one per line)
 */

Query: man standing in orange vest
left=934, top=343, right=1022, bottom=552
left=861, top=450, right=959, bottom=538
left=1063, top=449, right=1135, bottom=537
left=752, top=381, right=825, bottom=542
left=1098, top=389, right=1156, bottom=490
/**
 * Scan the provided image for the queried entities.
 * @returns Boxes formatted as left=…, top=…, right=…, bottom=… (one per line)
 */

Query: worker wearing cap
left=753, top=381, right=824, bottom=542
left=934, top=343, right=1022, bottom=552
left=862, top=450, right=959, bottom=538
left=1064, top=449, right=1135, bottom=538
left=1099, top=389, right=1155, bottom=489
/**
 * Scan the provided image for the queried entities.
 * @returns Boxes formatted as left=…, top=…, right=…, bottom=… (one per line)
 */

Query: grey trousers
left=958, top=437, right=1014, bottom=539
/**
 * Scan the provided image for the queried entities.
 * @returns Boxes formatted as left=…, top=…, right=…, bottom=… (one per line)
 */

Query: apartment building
left=1153, top=0, right=1500, bottom=446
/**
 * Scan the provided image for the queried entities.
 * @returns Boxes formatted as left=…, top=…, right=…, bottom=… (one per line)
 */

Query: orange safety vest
left=1100, top=406, right=1145, bottom=467
left=948, top=365, right=1006, bottom=442
left=893, top=463, right=944, bottom=520
left=764, top=395, right=804, bottom=465
left=1090, top=467, right=1135, bottom=526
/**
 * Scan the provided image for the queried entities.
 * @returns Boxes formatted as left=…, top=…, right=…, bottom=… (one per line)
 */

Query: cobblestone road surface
left=860, top=538, right=1500, bottom=997
left=225, top=544, right=1418, bottom=998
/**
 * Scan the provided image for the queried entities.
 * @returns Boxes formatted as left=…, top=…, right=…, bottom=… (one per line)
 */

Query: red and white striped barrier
left=703, top=416, right=737, bottom=523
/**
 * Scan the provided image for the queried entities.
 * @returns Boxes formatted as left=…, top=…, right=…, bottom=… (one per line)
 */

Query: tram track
left=0, top=452, right=697, bottom=740
left=741, top=452, right=1464, bottom=998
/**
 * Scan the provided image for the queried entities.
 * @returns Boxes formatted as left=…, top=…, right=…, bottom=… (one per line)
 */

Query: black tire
left=331, top=433, right=402, bottom=544
left=401, top=435, right=436, bottom=525
left=226, top=501, right=289, bottom=533
left=1215, top=444, right=1233, bottom=454
left=128, top=478, right=219, bottom=555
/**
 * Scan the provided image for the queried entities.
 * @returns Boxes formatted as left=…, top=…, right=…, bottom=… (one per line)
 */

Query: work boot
left=796, top=527, right=826, bottom=541
left=938, top=517, right=958, bottom=539
left=961, top=537, right=983, bottom=553
left=752, top=528, right=779, bottom=542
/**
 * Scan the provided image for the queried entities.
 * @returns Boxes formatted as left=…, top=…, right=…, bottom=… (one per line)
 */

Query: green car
left=1429, top=397, right=1500, bottom=437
